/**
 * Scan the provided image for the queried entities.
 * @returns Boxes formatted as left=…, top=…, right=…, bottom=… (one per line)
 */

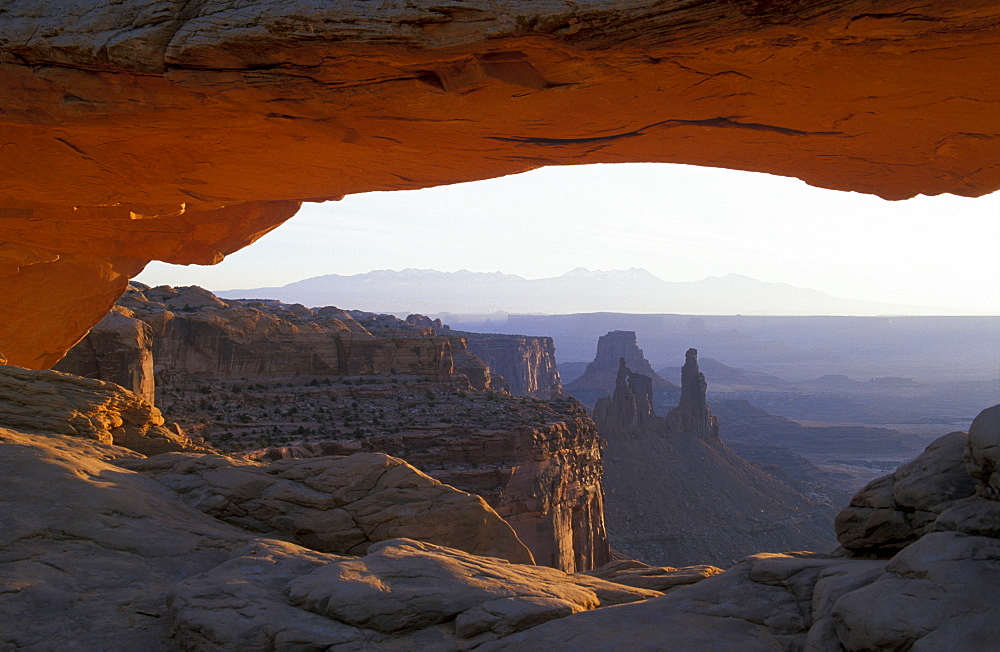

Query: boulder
left=836, top=430, right=980, bottom=556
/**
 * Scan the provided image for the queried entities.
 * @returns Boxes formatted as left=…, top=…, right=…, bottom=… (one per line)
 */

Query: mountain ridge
left=216, top=268, right=939, bottom=316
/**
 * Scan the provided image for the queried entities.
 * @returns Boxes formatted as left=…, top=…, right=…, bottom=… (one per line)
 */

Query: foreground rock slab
left=121, top=451, right=534, bottom=564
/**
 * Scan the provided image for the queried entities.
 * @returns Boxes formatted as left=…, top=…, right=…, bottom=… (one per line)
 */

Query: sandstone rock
left=664, top=348, right=720, bottom=441
left=120, top=284, right=472, bottom=383
left=0, top=428, right=250, bottom=650
left=965, top=403, right=1000, bottom=493
left=0, top=1, right=997, bottom=367
left=462, top=333, right=564, bottom=399
left=120, top=451, right=534, bottom=564
left=54, top=306, right=156, bottom=404
left=832, top=532, right=1000, bottom=650
left=285, top=538, right=657, bottom=636
left=480, top=551, right=887, bottom=651
left=578, top=559, right=723, bottom=592
left=593, top=356, right=836, bottom=566
left=836, top=430, right=979, bottom=556
left=593, top=358, right=656, bottom=435
left=565, top=330, right=677, bottom=408
left=0, top=365, right=200, bottom=455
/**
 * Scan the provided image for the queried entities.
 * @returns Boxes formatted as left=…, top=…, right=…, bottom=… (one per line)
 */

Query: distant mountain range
left=216, top=268, right=936, bottom=316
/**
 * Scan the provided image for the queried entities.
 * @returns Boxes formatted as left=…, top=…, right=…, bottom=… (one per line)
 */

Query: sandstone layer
left=0, top=364, right=200, bottom=456
left=115, top=284, right=483, bottom=384
left=462, top=332, right=564, bottom=399
left=1, top=1, right=998, bottom=367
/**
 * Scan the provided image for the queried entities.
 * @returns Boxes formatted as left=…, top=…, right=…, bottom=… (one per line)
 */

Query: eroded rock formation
left=664, top=348, right=720, bottom=441
left=0, top=364, right=199, bottom=456
left=594, top=354, right=836, bottom=566
left=565, top=330, right=677, bottom=408
left=1, top=1, right=997, bottom=367
left=53, top=306, right=156, bottom=403
left=462, top=333, right=563, bottom=399
left=836, top=405, right=1000, bottom=557
left=272, top=403, right=612, bottom=574
left=115, top=284, right=478, bottom=383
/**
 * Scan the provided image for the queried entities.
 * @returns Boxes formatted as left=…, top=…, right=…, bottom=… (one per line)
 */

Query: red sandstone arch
left=0, top=0, right=997, bottom=367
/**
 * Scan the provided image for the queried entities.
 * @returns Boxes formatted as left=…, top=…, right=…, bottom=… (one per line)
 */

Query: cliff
left=565, top=330, right=677, bottom=409
left=53, top=306, right=156, bottom=404
left=461, top=333, right=563, bottom=399
left=234, top=385, right=611, bottom=574
left=116, top=284, right=474, bottom=385
left=63, top=285, right=609, bottom=572
left=593, top=351, right=836, bottom=567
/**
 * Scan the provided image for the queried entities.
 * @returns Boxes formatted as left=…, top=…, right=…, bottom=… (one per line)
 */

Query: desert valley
left=2, top=1, right=1000, bottom=650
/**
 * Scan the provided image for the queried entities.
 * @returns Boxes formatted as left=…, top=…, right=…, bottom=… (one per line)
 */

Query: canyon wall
left=306, top=406, right=611, bottom=573
left=462, top=333, right=563, bottom=399
left=53, top=307, right=156, bottom=404
left=65, top=286, right=610, bottom=572
left=116, top=284, right=472, bottom=384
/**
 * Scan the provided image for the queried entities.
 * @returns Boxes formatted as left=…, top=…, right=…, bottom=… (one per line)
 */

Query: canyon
left=57, top=284, right=604, bottom=574
left=587, top=347, right=837, bottom=567
left=1, top=1, right=999, bottom=649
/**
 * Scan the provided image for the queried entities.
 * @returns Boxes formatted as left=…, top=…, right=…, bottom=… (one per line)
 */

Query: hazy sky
left=136, top=163, right=1000, bottom=314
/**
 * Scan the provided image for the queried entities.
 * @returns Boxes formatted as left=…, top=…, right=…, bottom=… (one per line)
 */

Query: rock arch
left=1, top=0, right=997, bottom=366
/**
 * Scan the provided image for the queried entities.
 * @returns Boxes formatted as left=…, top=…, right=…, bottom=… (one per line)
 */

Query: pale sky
left=136, top=163, right=1000, bottom=315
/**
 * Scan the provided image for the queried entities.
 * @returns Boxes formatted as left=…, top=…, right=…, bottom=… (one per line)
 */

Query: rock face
left=53, top=306, right=156, bottom=403
left=565, top=331, right=677, bottom=408
left=0, top=364, right=200, bottom=456
left=2, top=0, right=997, bottom=368
left=592, top=358, right=656, bottom=433
left=462, top=333, right=564, bottom=399
left=116, top=284, right=477, bottom=384
left=836, top=405, right=1000, bottom=557
left=120, top=451, right=534, bottom=564
left=0, top=426, right=654, bottom=651
left=286, top=405, right=612, bottom=574
left=593, top=353, right=836, bottom=567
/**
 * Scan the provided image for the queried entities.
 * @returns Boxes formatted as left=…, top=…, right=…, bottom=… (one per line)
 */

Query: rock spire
left=593, top=358, right=656, bottom=436
left=666, top=349, right=720, bottom=441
